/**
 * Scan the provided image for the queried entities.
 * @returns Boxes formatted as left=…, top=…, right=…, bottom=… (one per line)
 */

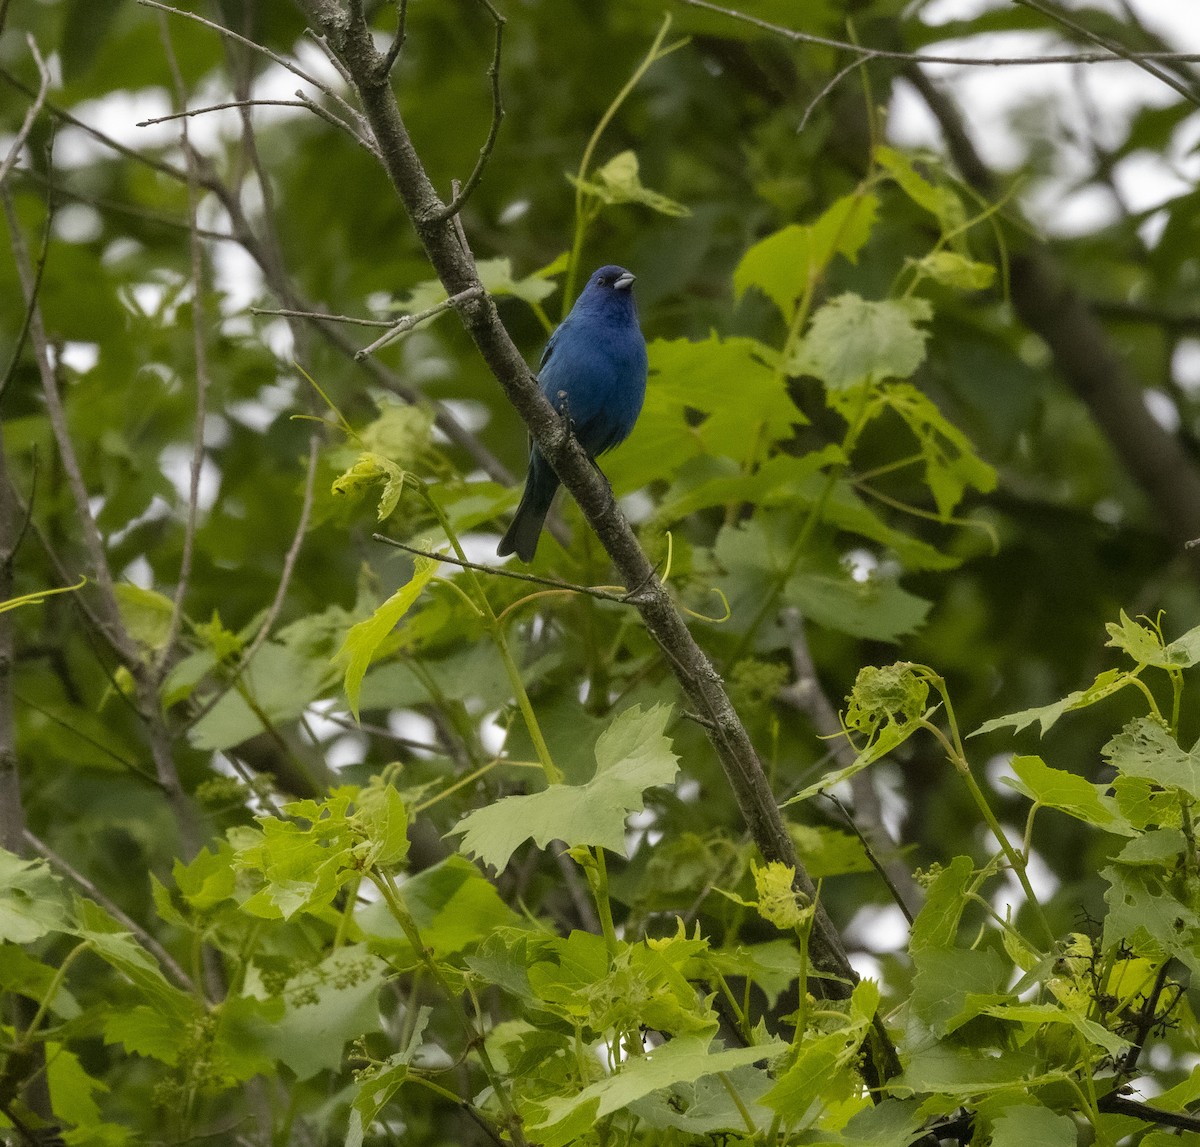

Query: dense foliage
left=3, top=1, right=1200, bottom=1144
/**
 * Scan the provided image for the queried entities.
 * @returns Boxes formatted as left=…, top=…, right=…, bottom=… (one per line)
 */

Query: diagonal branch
left=293, top=0, right=900, bottom=1084
left=900, top=63, right=1200, bottom=572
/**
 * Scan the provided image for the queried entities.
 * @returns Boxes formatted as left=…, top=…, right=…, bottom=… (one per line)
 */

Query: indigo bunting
left=497, top=265, right=648, bottom=562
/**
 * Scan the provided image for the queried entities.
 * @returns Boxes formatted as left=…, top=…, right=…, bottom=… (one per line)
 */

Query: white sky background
left=891, top=0, right=1200, bottom=238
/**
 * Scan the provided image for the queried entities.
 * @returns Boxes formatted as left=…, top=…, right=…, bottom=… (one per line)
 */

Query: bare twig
left=0, top=71, right=509, bottom=484
left=2, top=187, right=134, bottom=662
left=1097, top=1094, right=1200, bottom=1133
left=679, top=0, right=1200, bottom=67
left=429, top=0, right=505, bottom=221
left=184, top=433, right=321, bottom=733
left=23, top=830, right=196, bottom=994
left=372, top=534, right=651, bottom=606
left=156, top=14, right=212, bottom=674
left=250, top=306, right=395, bottom=326
left=354, top=287, right=485, bottom=359
left=136, top=0, right=367, bottom=132
left=778, top=609, right=923, bottom=922
left=137, top=97, right=316, bottom=126
left=380, top=0, right=410, bottom=79
left=1013, top=0, right=1200, bottom=106
left=0, top=34, right=50, bottom=190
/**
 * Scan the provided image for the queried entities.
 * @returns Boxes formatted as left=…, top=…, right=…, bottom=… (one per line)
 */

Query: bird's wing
left=539, top=323, right=562, bottom=372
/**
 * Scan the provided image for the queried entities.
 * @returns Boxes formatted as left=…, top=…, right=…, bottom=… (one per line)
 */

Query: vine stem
left=562, top=14, right=684, bottom=310
left=372, top=869, right=528, bottom=1147
left=415, top=479, right=562, bottom=784
left=922, top=673, right=1055, bottom=946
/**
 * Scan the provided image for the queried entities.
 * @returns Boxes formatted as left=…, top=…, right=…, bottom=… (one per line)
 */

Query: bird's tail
left=497, top=453, right=559, bottom=562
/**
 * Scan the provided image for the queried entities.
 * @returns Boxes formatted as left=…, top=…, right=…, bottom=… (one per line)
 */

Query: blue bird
left=497, top=265, right=648, bottom=562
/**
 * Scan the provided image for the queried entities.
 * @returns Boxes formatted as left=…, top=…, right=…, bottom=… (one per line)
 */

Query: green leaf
left=910, top=947, right=1009, bottom=1035
left=915, top=251, right=995, bottom=291
left=1104, top=716, right=1200, bottom=800
left=873, top=382, right=997, bottom=518
left=526, top=1034, right=786, bottom=1147
left=349, top=1008, right=431, bottom=1147
left=892, top=1043, right=1039, bottom=1097
left=734, top=194, right=879, bottom=321
left=910, top=855, right=974, bottom=952
left=233, top=790, right=360, bottom=920
left=990, top=1103, right=1077, bottom=1147
left=1102, top=863, right=1200, bottom=974
left=75, top=899, right=195, bottom=1022
left=0, top=944, right=80, bottom=1020
left=0, top=850, right=70, bottom=943
left=972, top=668, right=1132, bottom=737
left=1003, top=754, right=1134, bottom=835
left=333, top=555, right=438, bottom=719
left=354, top=780, right=411, bottom=869
left=1104, top=610, right=1181, bottom=668
left=606, top=334, right=799, bottom=490
left=113, top=583, right=176, bottom=651
left=761, top=980, right=880, bottom=1118
left=104, top=1004, right=187, bottom=1065
left=358, top=404, right=437, bottom=475
left=330, top=451, right=407, bottom=521
left=391, top=257, right=558, bottom=316
left=453, top=703, right=679, bottom=869
left=260, top=943, right=387, bottom=1081
left=783, top=563, right=932, bottom=642
left=981, top=1002, right=1130, bottom=1059
left=569, top=150, right=690, bottom=217
left=875, top=146, right=967, bottom=234
left=359, top=855, right=523, bottom=959
left=793, top=294, right=932, bottom=390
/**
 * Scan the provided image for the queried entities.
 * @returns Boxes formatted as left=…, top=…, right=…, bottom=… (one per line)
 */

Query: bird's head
left=587, top=265, right=636, bottom=294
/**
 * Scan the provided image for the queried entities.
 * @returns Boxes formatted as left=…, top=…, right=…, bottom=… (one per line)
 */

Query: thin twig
left=380, top=0, right=410, bottom=80
left=429, top=0, right=505, bottom=221
left=291, top=89, right=379, bottom=155
left=1013, top=0, right=1200, bottom=106
left=0, top=151, right=52, bottom=406
left=778, top=608, right=923, bottom=921
left=250, top=306, right=395, bottom=327
left=1097, top=1094, right=1200, bottom=1133
left=1, top=187, right=135, bottom=662
left=156, top=14, right=212, bottom=676
left=678, top=0, right=1200, bottom=66
left=0, top=34, right=51, bottom=189
left=23, top=830, right=196, bottom=994
left=184, top=433, right=321, bottom=733
left=371, top=534, right=649, bottom=606
left=354, top=287, right=486, bottom=359
left=135, top=0, right=364, bottom=127
left=136, top=98, right=315, bottom=126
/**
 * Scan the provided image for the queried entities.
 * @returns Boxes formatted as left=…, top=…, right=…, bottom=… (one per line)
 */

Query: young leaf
left=452, top=703, right=679, bottom=869
left=915, top=251, right=995, bottom=291
left=259, top=943, right=388, bottom=1081
left=793, top=294, right=932, bottom=390
left=0, top=850, right=71, bottom=943
left=972, top=668, right=1130, bottom=737
left=734, top=194, right=879, bottom=321
left=569, top=150, right=690, bottom=217
left=333, top=554, right=438, bottom=719
left=1104, top=716, right=1200, bottom=800
left=526, top=1034, right=787, bottom=1147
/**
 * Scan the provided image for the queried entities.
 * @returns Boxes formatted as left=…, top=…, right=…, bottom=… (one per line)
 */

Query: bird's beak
left=614, top=271, right=636, bottom=291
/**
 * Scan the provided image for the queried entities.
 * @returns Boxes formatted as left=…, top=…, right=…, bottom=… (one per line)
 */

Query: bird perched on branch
left=497, top=264, right=648, bottom=562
